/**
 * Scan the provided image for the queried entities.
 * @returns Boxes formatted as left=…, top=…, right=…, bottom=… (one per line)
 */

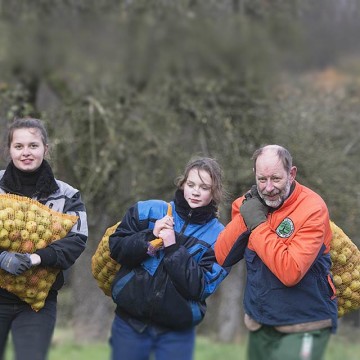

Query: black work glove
left=240, top=185, right=269, bottom=231
left=0, top=251, right=31, bottom=275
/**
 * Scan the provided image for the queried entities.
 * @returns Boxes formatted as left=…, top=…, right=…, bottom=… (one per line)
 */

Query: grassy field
left=5, top=327, right=360, bottom=359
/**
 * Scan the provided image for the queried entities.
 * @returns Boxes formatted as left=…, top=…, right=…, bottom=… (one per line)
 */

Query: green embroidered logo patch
left=276, top=218, right=294, bottom=238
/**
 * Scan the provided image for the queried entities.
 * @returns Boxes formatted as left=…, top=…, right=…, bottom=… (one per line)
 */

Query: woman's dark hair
left=7, top=118, right=49, bottom=149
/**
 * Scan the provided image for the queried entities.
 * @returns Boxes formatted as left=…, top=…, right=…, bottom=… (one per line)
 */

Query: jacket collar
left=174, top=189, right=218, bottom=224
left=0, top=160, right=59, bottom=198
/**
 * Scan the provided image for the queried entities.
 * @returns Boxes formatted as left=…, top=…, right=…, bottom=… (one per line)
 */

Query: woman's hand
left=153, top=215, right=174, bottom=237
left=30, top=254, right=41, bottom=266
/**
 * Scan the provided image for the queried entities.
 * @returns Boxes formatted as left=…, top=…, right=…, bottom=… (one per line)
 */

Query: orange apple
left=22, top=240, right=34, bottom=253
left=8, top=230, right=21, bottom=241
left=51, top=221, right=63, bottom=234
left=29, top=274, right=39, bottom=286
left=36, top=268, right=48, bottom=278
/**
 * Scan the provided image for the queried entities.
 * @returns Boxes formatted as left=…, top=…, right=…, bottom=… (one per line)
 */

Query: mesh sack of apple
left=91, top=222, right=121, bottom=296
left=91, top=222, right=164, bottom=296
left=330, top=221, right=360, bottom=317
left=92, top=205, right=172, bottom=296
left=0, top=194, right=78, bottom=311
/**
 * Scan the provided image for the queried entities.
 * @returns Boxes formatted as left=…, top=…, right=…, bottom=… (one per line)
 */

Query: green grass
left=5, top=328, right=360, bottom=359
left=47, top=337, right=246, bottom=360
left=5, top=334, right=243, bottom=360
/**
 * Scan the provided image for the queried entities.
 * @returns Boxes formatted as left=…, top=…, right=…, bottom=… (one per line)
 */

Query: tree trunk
left=216, top=261, right=247, bottom=342
left=72, top=212, right=115, bottom=343
left=198, top=260, right=247, bottom=341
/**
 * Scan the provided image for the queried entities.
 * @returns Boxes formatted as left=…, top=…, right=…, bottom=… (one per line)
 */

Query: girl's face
left=9, top=128, right=48, bottom=172
left=183, top=168, right=213, bottom=208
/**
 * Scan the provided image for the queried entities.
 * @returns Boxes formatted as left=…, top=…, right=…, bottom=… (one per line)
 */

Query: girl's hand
left=153, top=215, right=174, bottom=237
left=159, top=228, right=176, bottom=247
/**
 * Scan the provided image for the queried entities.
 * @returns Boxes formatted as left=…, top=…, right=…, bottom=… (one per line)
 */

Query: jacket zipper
left=179, top=209, right=193, bottom=236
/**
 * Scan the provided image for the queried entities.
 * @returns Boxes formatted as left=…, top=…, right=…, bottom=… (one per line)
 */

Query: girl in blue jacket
left=109, top=157, right=228, bottom=360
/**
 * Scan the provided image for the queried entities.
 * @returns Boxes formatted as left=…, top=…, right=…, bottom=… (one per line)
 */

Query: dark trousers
left=0, top=300, right=57, bottom=360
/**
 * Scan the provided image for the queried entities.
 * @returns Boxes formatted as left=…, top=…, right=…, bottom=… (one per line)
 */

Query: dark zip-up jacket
left=109, top=191, right=228, bottom=331
left=0, top=161, right=88, bottom=303
left=215, top=181, right=338, bottom=333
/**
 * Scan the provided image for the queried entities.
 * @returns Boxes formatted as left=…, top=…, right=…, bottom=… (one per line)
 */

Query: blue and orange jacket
left=109, top=197, right=228, bottom=331
left=215, top=181, right=338, bottom=332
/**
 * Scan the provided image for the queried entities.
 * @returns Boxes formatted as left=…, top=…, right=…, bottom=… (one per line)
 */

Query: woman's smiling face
left=9, top=128, right=48, bottom=172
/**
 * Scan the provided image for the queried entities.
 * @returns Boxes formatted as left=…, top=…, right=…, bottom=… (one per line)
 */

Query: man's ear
left=290, top=166, right=297, bottom=183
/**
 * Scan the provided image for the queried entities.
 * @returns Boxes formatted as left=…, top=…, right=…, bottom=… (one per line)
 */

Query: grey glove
left=240, top=185, right=269, bottom=231
left=0, top=251, right=32, bottom=275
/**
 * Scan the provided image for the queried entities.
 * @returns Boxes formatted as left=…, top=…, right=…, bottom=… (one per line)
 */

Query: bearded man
left=215, top=144, right=337, bottom=360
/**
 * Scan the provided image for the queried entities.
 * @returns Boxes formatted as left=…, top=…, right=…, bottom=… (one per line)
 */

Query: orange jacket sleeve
left=215, top=197, right=248, bottom=267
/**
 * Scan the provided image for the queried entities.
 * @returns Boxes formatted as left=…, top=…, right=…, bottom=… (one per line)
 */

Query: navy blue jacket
left=109, top=194, right=228, bottom=331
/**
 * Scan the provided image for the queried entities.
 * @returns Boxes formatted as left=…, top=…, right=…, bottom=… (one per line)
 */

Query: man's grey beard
left=259, top=179, right=292, bottom=208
